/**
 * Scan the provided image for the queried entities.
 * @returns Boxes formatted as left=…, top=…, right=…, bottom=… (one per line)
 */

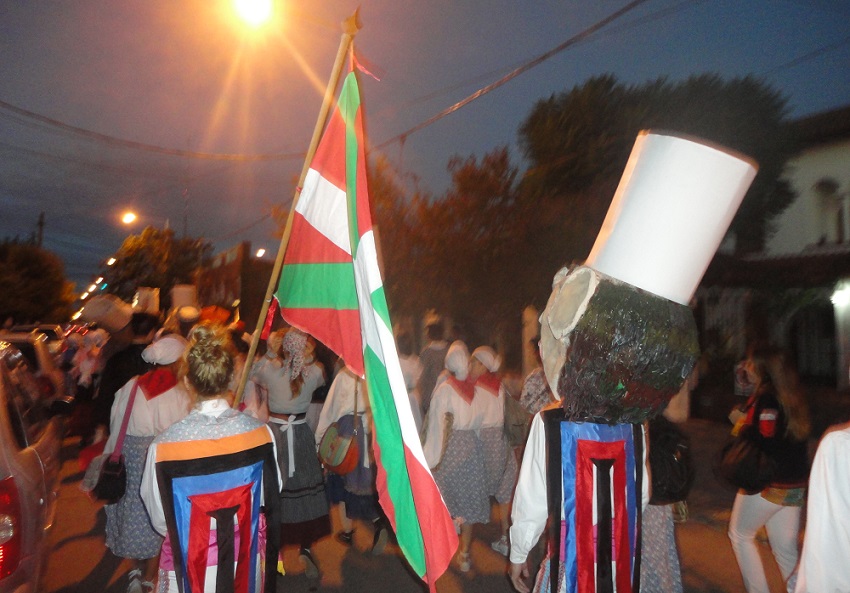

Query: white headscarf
left=142, top=334, right=189, bottom=365
left=472, top=346, right=501, bottom=373
left=445, top=341, right=470, bottom=381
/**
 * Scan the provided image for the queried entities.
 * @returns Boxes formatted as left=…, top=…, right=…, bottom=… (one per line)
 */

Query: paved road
left=43, top=418, right=790, bottom=593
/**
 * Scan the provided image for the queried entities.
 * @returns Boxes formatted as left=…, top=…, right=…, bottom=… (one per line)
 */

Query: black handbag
left=648, top=415, right=695, bottom=505
left=92, top=379, right=138, bottom=503
left=93, top=455, right=127, bottom=502
left=715, top=425, right=776, bottom=494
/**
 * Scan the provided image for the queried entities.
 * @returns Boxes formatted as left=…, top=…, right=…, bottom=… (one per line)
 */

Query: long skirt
left=105, top=434, right=162, bottom=559
left=432, top=428, right=489, bottom=525
left=324, top=414, right=380, bottom=522
left=640, top=503, right=683, bottom=593
left=479, top=425, right=519, bottom=504
left=269, top=420, right=330, bottom=547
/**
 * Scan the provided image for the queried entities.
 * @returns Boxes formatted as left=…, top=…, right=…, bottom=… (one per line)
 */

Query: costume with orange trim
left=141, top=399, right=282, bottom=593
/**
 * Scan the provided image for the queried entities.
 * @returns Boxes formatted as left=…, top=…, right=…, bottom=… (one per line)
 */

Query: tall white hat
left=586, top=130, right=758, bottom=305
left=80, top=294, right=133, bottom=334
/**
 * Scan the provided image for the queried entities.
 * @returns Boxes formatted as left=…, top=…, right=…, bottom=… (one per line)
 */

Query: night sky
left=2, top=0, right=848, bottom=291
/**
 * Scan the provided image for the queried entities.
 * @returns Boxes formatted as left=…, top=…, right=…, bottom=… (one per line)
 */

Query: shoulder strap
left=110, top=378, right=139, bottom=462
left=542, top=408, right=564, bottom=593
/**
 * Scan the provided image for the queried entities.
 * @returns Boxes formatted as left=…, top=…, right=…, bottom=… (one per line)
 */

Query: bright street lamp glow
left=95, top=276, right=104, bottom=284
left=234, top=0, right=273, bottom=27
left=106, top=257, right=117, bottom=266
left=87, top=284, right=97, bottom=293
left=121, top=211, right=137, bottom=225
left=80, top=292, right=90, bottom=300
left=256, top=248, right=266, bottom=258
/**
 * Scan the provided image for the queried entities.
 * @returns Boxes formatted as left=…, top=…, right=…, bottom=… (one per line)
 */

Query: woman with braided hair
left=251, top=327, right=329, bottom=580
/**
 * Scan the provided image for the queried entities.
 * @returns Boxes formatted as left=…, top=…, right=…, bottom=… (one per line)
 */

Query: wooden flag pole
left=234, top=11, right=361, bottom=405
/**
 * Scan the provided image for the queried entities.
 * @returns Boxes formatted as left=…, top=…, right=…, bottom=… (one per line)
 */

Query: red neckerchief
left=476, top=371, right=501, bottom=397
left=447, top=375, right=475, bottom=405
left=137, top=368, right=178, bottom=400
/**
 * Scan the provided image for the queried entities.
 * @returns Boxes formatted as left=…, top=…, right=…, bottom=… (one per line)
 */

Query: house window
left=814, top=177, right=848, bottom=244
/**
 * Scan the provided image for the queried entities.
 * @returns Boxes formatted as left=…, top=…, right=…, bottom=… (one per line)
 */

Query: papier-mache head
left=540, top=131, right=757, bottom=422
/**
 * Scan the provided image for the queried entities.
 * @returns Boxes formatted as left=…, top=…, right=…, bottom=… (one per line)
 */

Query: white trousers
left=728, top=491, right=801, bottom=593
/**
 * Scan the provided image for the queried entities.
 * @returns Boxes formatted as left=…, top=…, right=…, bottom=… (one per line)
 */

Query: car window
left=12, top=342, right=38, bottom=371
left=1, top=366, right=49, bottom=449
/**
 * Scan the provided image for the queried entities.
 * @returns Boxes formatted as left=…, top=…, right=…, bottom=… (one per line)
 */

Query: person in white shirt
left=315, top=368, right=390, bottom=554
left=794, top=421, right=850, bottom=593
left=422, top=341, right=486, bottom=572
left=102, top=333, right=191, bottom=593
left=470, top=346, right=518, bottom=557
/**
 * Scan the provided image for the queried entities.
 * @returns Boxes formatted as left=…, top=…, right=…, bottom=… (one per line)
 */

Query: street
left=40, top=416, right=795, bottom=593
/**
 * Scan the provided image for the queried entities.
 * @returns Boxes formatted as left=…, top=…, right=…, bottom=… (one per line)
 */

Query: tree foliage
left=288, top=74, right=801, bottom=367
left=519, top=74, right=797, bottom=254
left=0, top=239, right=75, bottom=323
left=101, top=227, right=213, bottom=310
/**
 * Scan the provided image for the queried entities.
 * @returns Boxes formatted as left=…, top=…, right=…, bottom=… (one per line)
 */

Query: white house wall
left=767, top=138, right=850, bottom=256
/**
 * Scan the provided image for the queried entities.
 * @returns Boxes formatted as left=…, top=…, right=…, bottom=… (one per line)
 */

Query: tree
left=0, top=239, right=75, bottom=323
left=101, top=227, right=213, bottom=310
left=518, top=74, right=797, bottom=255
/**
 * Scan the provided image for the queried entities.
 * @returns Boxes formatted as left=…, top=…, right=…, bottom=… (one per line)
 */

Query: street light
left=120, top=210, right=170, bottom=229
left=233, top=0, right=273, bottom=28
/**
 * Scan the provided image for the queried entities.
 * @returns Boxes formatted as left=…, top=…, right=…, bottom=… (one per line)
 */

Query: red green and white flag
left=275, top=71, right=458, bottom=589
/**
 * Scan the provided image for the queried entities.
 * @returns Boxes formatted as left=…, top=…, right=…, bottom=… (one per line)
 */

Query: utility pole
left=36, top=212, right=44, bottom=246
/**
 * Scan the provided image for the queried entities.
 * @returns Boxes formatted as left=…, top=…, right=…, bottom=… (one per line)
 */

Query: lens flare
left=234, top=0, right=273, bottom=28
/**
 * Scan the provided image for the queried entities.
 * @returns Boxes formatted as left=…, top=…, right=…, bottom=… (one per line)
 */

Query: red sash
left=447, top=376, right=475, bottom=405
left=476, top=372, right=501, bottom=397
left=137, top=368, right=179, bottom=400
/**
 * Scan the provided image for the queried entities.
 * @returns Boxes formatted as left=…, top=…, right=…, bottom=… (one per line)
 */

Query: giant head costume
left=540, top=130, right=758, bottom=423
left=530, top=131, right=757, bottom=593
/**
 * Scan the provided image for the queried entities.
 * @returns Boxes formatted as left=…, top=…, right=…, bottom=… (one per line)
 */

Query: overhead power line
left=760, top=34, right=850, bottom=77
left=374, top=0, right=652, bottom=150
left=0, top=98, right=306, bottom=162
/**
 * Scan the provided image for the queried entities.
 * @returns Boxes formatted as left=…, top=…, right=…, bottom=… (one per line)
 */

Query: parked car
left=8, top=325, right=66, bottom=359
left=0, top=333, right=69, bottom=400
left=0, top=340, right=70, bottom=592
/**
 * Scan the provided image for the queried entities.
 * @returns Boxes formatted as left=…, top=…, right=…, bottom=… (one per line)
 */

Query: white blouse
left=472, top=381, right=505, bottom=429
left=422, top=379, right=481, bottom=468
left=314, top=369, right=371, bottom=445
left=103, top=374, right=190, bottom=456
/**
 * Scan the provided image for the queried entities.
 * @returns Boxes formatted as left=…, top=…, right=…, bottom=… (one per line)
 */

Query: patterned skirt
left=480, top=425, right=519, bottom=504
left=640, top=503, right=683, bottom=593
left=432, top=428, right=489, bottom=525
left=105, top=434, right=162, bottom=559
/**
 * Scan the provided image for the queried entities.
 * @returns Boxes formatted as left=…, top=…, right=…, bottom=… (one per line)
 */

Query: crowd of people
left=63, top=292, right=850, bottom=593
left=69, top=297, right=554, bottom=593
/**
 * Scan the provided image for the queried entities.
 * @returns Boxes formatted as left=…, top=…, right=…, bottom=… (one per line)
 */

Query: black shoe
left=336, top=530, right=354, bottom=546
left=299, top=548, right=319, bottom=579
